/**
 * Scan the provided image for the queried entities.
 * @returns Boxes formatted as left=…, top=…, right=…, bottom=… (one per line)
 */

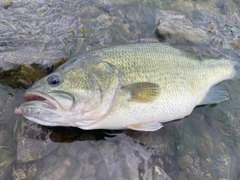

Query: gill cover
left=77, top=58, right=120, bottom=120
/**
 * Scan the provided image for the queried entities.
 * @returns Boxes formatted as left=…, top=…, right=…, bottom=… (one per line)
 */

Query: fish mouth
left=22, top=91, right=63, bottom=110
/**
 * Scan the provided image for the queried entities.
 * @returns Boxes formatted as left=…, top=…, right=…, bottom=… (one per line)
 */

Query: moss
left=0, top=65, right=47, bottom=89
left=0, top=57, right=68, bottom=89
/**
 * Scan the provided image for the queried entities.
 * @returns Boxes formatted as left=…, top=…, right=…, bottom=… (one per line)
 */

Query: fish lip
left=23, top=90, right=62, bottom=110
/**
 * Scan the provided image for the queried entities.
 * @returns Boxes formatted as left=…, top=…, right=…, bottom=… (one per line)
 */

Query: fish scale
left=15, top=43, right=236, bottom=131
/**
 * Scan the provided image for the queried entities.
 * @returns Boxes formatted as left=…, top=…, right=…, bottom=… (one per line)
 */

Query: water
left=0, top=0, right=240, bottom=179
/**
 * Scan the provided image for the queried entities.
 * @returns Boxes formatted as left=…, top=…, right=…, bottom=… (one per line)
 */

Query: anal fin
left=199, top=86, right=229, bottom=106
left=127, top=122, right=163, bottom=131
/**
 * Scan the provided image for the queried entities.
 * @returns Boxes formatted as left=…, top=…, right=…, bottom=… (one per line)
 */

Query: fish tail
left=213, top=49, right=240, bottom=77
left=224, top=58, right=239, bottom=78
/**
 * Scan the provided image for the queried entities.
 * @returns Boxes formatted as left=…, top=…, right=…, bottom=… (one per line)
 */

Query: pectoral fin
left=199, top=86, right=229, bottom=105
left=121, top=82, right=160, bottom=102
left=127, top=122, right=163, bottom=131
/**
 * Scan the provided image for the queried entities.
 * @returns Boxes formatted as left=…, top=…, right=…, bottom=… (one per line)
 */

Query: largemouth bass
left=15, top=43, right=236, bottom=131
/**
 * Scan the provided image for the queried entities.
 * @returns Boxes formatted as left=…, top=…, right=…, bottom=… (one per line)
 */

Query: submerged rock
left=16, top=120, right=59, bottom=163
left=177, top=155, right=194, bottom=170
left=34, top=134, right=171, bottom=180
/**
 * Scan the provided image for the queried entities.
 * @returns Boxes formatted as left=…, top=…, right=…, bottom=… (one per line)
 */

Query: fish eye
left=47, top=74, right=62, bottom=86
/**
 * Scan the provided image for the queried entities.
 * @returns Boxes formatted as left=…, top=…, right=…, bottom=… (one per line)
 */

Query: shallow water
left=0, top=0, right=240, bottom=179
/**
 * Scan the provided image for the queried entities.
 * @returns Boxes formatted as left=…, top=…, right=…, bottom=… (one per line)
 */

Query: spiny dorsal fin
left=121, top=82, right=160, bottom=102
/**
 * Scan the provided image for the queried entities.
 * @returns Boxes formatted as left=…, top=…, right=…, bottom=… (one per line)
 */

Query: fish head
left=15, top=60, right=120, bottom=127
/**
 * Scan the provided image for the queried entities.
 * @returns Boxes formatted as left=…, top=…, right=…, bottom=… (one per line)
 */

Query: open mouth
left=15, top=91, right=59, bottom=117
left=22, top=91, right=61, bottom=109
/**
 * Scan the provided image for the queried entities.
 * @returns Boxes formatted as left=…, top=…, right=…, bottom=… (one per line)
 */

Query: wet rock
left=12, top=168, right=27, bottom=180
left=36, top=134, right=170, bottom=180
left=27, top=164, right=37, bottom=179
left=1, top=0, right=240, bottom=180
left=0, top=84, right=23, bottom=125
left=99, top=0, right=131, bottom=6
left=0, top=146, right=14, bottom=179
left=88, top=33, right=113, bottom=49
left=0, top=129, right=9, bottom=145
left=37, top=156, right=74, bottom=180
left=153, top=165, right=172, bottom=180
left=80, top=6, right=102, bottom=19
left=233, top=0, right=240, bottom=7
left=177, top=154, right=194, bottom=170
left=0, top=85, right=23, bottom=178
left=0, top=146, right=14, bottom=168
left=0, top=166, right=12, bottom=180
left=214, top=155, right=231, bottom=180
left=217, top=0, right=228, bottom=14
left=0, top=0, right=160, bottom=72
left=169, top=105, right=239, bottom=179
left=155, top=10, right=209, bottom=45
left=155, top=9, right=240, bottom=61
left=97, top=14, right=111, bottom=24
left=17, top=120, right=59, bottom=163
left=185, top=156, right=212, bottom=180
left=0, top=49, right=66, bottom=71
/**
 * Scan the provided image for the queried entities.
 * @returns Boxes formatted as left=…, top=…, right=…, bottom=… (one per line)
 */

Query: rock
left=126, top=126, right=175, bottom=155
left=214, top=155, right=231, bottom=180
left=99, top=0, right=131, bottom=5
left=17, top=120, right=59, bottom=162
left=11, top=163, right=37, bottom=180
left=12, top=168, right=27, bottom=180
left=0, top=129, right=9, bottom=145
left=80, top=6, right=101, bottom=19
left=0, top=49, right=66, bottom=71
left=155, top=10, right=209, bottom=45
left=27, top=164, right=37, bottom=179
left=97, top=14, right=111, bottom=24
left=177, top=155, right=194, bottom=170
left=217, top=0, right=228, bottom=14
left=1, top=1, right=240, bottom=180
left=0, top=84, right=23, bottom=124
left=0, top=166, right=12, bottom=180
left=153, top=165, right=172, bottom=180
left=35, top=134, right=170, bottom=180
left=185, top=156, right=212, bottom=180
left=36, top=156, right=74, bottom=180
left=0, top=146, right=14, bottom=168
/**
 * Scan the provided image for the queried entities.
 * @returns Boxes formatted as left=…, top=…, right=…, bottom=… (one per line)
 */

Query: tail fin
left=214, top=48, right=239, bottom=75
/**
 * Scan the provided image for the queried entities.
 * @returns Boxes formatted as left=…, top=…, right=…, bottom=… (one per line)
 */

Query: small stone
left=27, top=164, right=37, bottom=179
left=97, top=14, right=111, bottom=24
left=62, top=159, right=71, bottom=167
left=153, top=165, right=172, bottom=180
left=12, top=169, right=27, bottom=180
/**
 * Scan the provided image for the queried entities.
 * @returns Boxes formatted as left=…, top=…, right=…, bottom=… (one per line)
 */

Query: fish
left=15, top=43, right=236, bottom=131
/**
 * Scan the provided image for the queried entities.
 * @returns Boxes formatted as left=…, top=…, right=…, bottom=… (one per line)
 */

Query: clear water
left=0, top=0, right=240, bottom=179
